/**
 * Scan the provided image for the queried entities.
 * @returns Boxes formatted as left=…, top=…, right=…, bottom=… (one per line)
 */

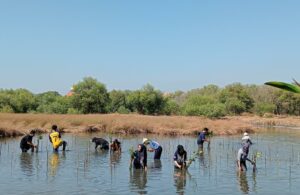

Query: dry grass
left=1, top=113, right=300, bottom=138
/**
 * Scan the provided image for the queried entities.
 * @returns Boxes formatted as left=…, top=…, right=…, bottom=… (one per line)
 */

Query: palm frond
left=265, top=81, right=300, bottom=93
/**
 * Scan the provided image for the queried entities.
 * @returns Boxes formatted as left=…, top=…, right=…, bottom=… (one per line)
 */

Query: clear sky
left=1, top=1, right=300, bottom=95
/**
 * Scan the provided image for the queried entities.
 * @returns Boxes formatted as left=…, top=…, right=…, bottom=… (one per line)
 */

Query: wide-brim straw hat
left=143, top=138, right=149, bottom=144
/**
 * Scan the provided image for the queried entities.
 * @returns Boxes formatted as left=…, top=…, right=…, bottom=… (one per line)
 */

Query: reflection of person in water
left=129, top=169, right=147, bottom=194
left=174, top=169, right=188, bottom=195
left=110, top=151, right=121, bottom=165
left=237, top=171, right=249, bottom=194
left=20, top=153, right=34, bottom=176
left=49, top=152, right=66, bottom=177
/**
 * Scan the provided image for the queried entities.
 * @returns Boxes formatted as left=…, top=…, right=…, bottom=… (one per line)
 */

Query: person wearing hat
left=242, top=132, right=253, bottom=145
left=143, top=138, right=163, bottom=160
left=20, top=130, right=37, bottom=152
left=197, top=128, right=210, bottom=150
left=237, top=142, right=254, bottom=171
left=49, top=125, right=67, bottom=152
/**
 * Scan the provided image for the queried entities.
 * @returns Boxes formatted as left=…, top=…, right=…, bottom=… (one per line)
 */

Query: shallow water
left=1, top=128, right=300, bottom=194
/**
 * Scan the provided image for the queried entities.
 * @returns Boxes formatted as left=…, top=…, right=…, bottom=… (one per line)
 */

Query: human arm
left=245, top=157, right=254, bottom=165
left=174, top=161, right=182, bottom=169
left=27, top=141, right=36, bottom=147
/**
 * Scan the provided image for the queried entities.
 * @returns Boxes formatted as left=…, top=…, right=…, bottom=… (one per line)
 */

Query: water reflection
left=237, top=168, right=257, bottom=194
left=174, top=169, right=189, bottom=195
left=20, top=153, right=34, bottom=176
left=198, top=146, right=211, bottom=169
left=237, top=171, right=249, bottom=194
left=149, top=159, right=162, bottom=169
left=49, top=152, right=66, bottom=177
left=110, top=152, right=121, bottom=165
left=130, top=169, right=147, bottom=194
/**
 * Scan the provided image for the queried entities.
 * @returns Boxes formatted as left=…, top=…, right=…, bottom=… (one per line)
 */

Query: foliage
left=126, top=84, right=166, bottom=115
left=70, top=77, right=109, bottom=114
left=224, top=97, right=246, bottom=115
left=219, top=83, right=254, bottom=113
left=253, top=102, right=276, bottom=116
left=0, top=89, right=36, bottom=113
left=108, top=90, right=127, bottom=113
left=182, top=95, right=226, bottom=118
left=2, top=78, right=300, bottom=117
left=161, top=99, right=180, bottom=115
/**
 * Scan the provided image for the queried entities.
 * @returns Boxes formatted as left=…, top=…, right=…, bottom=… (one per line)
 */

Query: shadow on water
left=130, top=169, right=147, bottom=194
left=49, top=152, right=66, bottom=177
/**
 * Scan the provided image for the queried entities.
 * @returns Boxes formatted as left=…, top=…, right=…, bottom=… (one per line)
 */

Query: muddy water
left=1, top=128, right=300, bottom=194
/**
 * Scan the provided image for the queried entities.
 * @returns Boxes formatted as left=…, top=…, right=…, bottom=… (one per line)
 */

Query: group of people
left=20, top=125, right=67, bottom=152
left=20, top=124, right=123, bottom=153
left=20, top=125, right=253, bottom=172
left=131, top=127, right=211, bottom=170
left=130, top=138, right=163, bottom=170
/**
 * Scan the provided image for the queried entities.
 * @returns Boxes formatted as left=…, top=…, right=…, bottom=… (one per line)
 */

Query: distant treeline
left=1, top=77, right=300, bottom=118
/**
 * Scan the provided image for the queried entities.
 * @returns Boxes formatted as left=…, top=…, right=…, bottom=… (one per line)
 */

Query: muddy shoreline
left=0, top=113, right=299, bottom=138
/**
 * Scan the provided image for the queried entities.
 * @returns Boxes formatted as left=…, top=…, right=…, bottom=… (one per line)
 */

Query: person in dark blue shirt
left=197, top=127, right=210, bottom=150
left=173, top=145, right=187, bottom=169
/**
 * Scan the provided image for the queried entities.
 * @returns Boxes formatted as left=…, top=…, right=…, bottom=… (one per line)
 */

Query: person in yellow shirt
left=49, top=125, right=67, bottom=152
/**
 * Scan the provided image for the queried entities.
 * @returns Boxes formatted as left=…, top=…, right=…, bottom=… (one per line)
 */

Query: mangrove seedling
left=186, top=150, right=201, bottom=169
left=129, top=146, right=134, bottom=170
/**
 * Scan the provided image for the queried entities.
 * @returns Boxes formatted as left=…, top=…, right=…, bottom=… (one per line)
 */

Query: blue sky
left=0, top=1, right=300, bottom=94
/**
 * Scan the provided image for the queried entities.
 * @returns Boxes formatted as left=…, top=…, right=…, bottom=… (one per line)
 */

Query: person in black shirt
left=20, top=130, right=36, bottom=152
left=130, top=144, right=147, bottom=170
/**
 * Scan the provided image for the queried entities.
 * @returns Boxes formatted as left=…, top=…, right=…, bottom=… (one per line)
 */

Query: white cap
left=243, top=132, right=248, bottom=136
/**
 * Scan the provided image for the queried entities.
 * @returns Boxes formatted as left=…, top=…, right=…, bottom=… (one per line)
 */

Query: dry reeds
left=2, top=113, right=299, bottom=138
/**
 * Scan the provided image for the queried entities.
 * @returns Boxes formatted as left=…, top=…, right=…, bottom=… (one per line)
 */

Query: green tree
left=219, top=83, right=254, bottom=114
left=224, top=97, right=246, bottom=115
left=10, top=89, right=36, bottom=113
left=108, top=90, right=127, bottom=113
left=70, top=77, right=109, bottom=114
left=126, top=84, right=166, bottom=115
left=161, top=98, right=180, bottom=115
left=181, top=95, right=226, bottom=118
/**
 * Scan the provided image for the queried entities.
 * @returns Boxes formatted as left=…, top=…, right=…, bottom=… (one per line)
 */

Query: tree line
left=1, top=77, right=300, bottom=118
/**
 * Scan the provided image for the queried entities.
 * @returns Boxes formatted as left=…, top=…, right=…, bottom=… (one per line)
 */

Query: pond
left=1, top=128, right=300, bottom=194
